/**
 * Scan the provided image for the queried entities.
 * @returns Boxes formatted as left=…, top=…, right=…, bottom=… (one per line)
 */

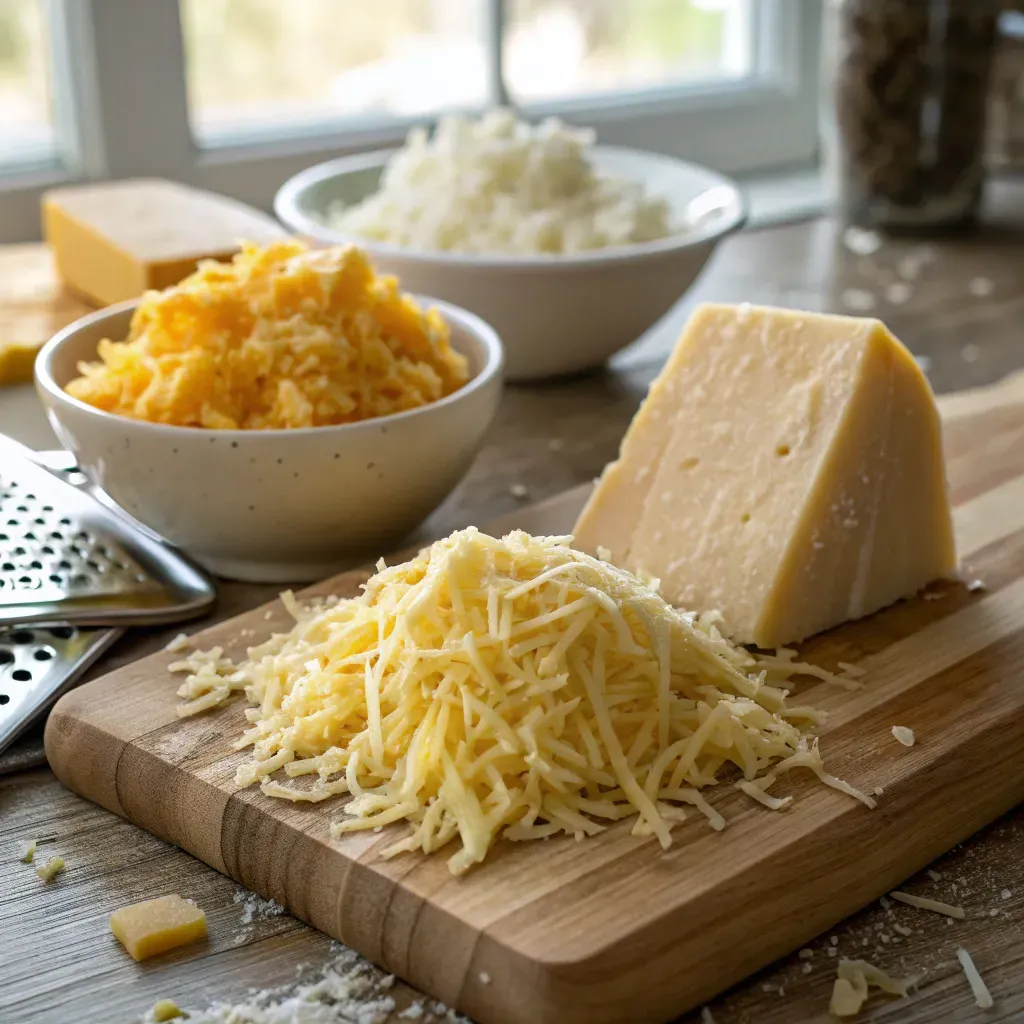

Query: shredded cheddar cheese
left=171, top=529, right=873, bottom=874
left=65, top=240, right=469, bottom=429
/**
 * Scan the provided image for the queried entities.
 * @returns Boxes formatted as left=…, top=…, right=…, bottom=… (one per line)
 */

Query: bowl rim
left=36, top=294, right=504, bottom=439
left=274, top=143, right=748, bottom=270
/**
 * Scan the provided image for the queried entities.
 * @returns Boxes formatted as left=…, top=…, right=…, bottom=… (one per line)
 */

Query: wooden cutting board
left=44, top=373, right=1024, bottom=1024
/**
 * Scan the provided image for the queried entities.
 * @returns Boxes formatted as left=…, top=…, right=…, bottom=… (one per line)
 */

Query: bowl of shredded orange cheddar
left=63, top=239, right=471, bottom=429
left=37, top=240, right=503, bottom=582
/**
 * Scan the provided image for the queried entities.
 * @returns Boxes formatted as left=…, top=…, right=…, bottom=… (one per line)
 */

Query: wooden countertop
left=3, top=220, right=1024, bottom=1023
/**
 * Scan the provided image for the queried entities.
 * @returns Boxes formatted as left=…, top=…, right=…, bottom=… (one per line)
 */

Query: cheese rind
left=43, top=179, right=286, bottom=305
left=109, top=894, right=207, bottom=961
left=573, top=303, right=957, bottom=647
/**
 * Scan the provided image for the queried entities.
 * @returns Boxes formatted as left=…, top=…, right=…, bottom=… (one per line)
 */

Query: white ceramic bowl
left=36, top=299, right=503, bottom=583
left=275, top=145, right=746, bottom=381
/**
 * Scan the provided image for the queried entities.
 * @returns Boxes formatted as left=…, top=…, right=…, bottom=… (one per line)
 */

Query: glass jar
left=822, top=0, right=999, bottom=230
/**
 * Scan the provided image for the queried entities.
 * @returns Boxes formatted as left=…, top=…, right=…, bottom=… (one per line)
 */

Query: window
left=181, top=0, right=489, bottom=142
left=0, top=0, right=54, bottom=168
left=0, top=0, right=821, bottom=243
left=504, top=0, right=753, bottom=104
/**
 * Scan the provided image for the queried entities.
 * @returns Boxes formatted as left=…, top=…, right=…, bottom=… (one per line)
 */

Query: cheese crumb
left=873, top=786, right=884, bottom=796
left=17, top=838, right=37, bottom=863
left=961, top=343, right=980, bottom=364
left=1001, top=889, right=1011, bottom=900
left=548, top=438, right=564, bottom=452
left=148, top=999, right=184, bottom=1022
left=841, top=288, right=877, bottom=312
left=164, top=633, right=191, bottom=653
left=798, top=948, right=814, bottom=959
left=890, top=891, right=964, bottom=919
left=478, top=971, right=491, bottom=985
left=967, top=579, right=986, bottom=593
left=35, top=856, right=65, bottom=882
left=891, top=726, right=915, bottom=747
left=957, top=947, right=994, bottom=1009
left=842, top=227, right=883, bottom=256
left=700, top=1008, right=716, bottom=1024
left=509, top=483, right=529, bottom=499
left=400, top=1005, right=425, bottom=1020
left=927, top=869, right=942, bottom=882
left=885, top=281, right=912, bottom=305
left=893, top=924, right=913, bottom=937
left=968, top=277, right=995, bottom=299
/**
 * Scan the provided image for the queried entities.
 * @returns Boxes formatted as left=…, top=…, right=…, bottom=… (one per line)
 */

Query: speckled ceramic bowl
left=36, top=299, right=503, bottom=582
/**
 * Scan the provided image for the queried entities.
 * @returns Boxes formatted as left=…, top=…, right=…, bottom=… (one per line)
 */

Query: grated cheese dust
left=172, top=528, right=873, bottom=874
left=65, top=240, right=468, bottom=429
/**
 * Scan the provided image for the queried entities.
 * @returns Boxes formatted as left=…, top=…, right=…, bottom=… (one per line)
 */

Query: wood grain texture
left=41, top=373, right=1024, bottom=1024
left=0, top=245, right=94, bottom=346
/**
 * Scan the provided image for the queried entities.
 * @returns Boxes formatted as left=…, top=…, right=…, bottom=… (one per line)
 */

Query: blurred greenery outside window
left=0, top=0, right=54, bottom=163
left=180, top=0, right=751, bottom=138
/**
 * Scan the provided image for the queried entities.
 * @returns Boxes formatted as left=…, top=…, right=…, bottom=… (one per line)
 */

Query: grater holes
left=11, top=669, right=31, bottom=682
left=2, top=563, right=13, bottom=572
left=48, top=574, right=61, bottom=584
left=0, top=695, right=8, bottom=705
left=33, top=648, right=54, bottom=662
left=0, top=650, right=12, bottom=664
left=10, top=631, right=34, bottom=644
left=70, top=573, right=90, bottom=587
left=48, top=627, right=74, bottom=640
left=59, top=517, right=71, bottom=526
left=29, top=560, right=42, bottom=570
left=41, top=546, right=53, bottom=555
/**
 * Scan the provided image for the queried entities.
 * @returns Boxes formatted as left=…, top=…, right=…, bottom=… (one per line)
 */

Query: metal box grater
left=0, top=622, right=120, bottom=754
left=0, top=436, right=216, bottom=627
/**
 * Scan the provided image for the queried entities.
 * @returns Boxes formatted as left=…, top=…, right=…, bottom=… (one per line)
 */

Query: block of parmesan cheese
left=109, top=894, right=206, bottom=961
left=573, top=303, right=957, bottom=648
left=43, top=179, right=287, bottom=305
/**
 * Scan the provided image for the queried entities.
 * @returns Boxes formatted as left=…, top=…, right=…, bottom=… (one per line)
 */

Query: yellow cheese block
left=0, top=340, right=42, bottom=385
left=573, top=303, right=958, bottom=648
left=43, top=179, right=287, bottom=306
left=109, top=894, right=207, bottom=961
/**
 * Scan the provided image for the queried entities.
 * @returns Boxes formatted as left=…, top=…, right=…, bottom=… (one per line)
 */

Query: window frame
left=0, top=0, right=822, bottom=243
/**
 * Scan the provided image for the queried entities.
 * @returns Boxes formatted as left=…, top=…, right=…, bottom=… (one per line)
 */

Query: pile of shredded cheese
left=172, top=529, right=872, bottom=874
left=65, top=240, right=469, bottom=429
left=327, top=109, right=674, bottom=255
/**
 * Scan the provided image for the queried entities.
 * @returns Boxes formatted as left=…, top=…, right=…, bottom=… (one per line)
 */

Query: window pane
left=181, top=0, right=490, bottom=139
left=505, top=0, right=753, bottom=104
left=0, top=0, right=54, bottom=166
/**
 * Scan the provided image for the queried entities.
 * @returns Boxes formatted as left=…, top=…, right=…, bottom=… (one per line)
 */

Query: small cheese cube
left=109, top=894, right=207, bottom=961
left=43, top=179, right=286, bottom=305
left=573, top=303, right=957, bottom=647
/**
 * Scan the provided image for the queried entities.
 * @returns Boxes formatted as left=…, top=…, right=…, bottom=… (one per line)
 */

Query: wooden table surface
left=4, top=218, right=1024, bottom=1024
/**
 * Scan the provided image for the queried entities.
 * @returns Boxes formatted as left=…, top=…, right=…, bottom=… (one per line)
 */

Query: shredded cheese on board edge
left=172, top=529, right=873, bottom=874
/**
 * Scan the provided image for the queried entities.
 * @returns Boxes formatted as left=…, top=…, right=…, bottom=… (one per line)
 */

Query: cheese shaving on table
left=890, top=891, right=964, bottom=918
left=828, top=959, right=916, bottom=1016
left=64, top=240, right=468, bottom=429
left=171, top=528, right=873, bottom=874
left=891, top=725, right=915, bottom=747
left=956, top=948, right=994, bottom=1009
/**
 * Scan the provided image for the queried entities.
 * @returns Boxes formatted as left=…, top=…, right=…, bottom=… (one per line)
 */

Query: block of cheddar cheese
left=43, top=179, right=287, bottom=306
left=573, top=303, right=957, bottom=648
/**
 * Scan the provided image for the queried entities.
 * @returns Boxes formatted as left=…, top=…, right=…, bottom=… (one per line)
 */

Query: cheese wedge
left=573, top=303, right=957, bottom=647
left=109, top=894, right=206, bottom=961
left=43, top=179, right=286, bottom=305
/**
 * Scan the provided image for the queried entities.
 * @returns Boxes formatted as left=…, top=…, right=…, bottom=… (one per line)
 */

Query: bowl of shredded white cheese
left=275, top=110, right=745, bottom=380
